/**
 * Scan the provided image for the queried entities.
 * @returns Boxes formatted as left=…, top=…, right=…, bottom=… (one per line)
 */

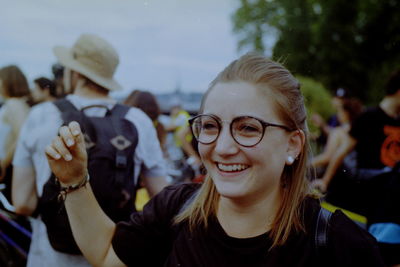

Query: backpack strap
left=109, top=104, right=130, bottom=123
left=54, top=99, right=111, bottom=117
left=108, top=104, right=138, bottom=185
left=315, top=207, right=332, bottom=262
left=53, top=98, right=79, bottom=113
left=53, top=99, right=98, bottom=144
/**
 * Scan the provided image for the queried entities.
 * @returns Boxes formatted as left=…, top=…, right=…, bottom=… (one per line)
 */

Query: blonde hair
left=175, top=52, right=312, bottom=248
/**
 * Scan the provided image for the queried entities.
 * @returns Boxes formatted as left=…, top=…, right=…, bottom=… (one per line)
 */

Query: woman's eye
left=238, top=124, right=260, bottom=133
left=202, top=122, right=218, bottom=130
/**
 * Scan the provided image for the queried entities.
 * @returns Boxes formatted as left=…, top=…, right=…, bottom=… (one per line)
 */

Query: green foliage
left=299, top=76, right=334, bottom=121
left=297, top=76, right=334, bottom=154
left=232, top=0, right=400, bottom=103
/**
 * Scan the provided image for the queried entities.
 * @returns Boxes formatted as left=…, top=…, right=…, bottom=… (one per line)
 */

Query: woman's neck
left=216, top=190, right=281, bottom=238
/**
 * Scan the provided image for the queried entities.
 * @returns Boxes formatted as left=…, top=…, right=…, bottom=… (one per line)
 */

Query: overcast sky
left=0, top=0, right=247, bottom=97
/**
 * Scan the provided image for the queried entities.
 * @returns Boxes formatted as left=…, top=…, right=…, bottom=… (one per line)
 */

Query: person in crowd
left=311, top=97, right=363, bottom=180
left=0, top=65, right=31, bottom=200
left=45, top=53, right=384, bottom=267
left=30, top=77, right=57, bottom=104
left=163, top=100, right=201, bottom=182
left=165, top=101, right=200, bottom=162
left=313, top=71, right=400, bottom=190
left=124, top=90, right=167, bottom=149
left=11, top=33, right=168, bottom=267
left=310, top=87, right=352, bottom=151
left=312, top=69, right=400, bottom=267
left=125, top=90, right=203, bottom=184
left=311, top=88, right=351, bottom=134
left=123, top=89, right=169, bottom=208
left=51, top=63, right=67, bottom=97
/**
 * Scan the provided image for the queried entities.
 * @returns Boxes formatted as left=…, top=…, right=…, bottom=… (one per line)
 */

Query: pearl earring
left=287, top=156, right=294, bottom=164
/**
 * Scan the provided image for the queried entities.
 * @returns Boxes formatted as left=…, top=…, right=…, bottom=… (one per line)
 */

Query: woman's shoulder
left=302, top=199, right=384, bottom=265
left=328, top=209, right=384, bottom=265
left=329, top=209, right=377, bottom=247
left=1, top=98, right=30, bottom=123
left=303, top=198, right=378, bottom=248
left=138, top=183, right=200, bottom=217
left=162, top=182, right=201, bottom=193
left=155, top=182, right=201, bottom=207
left=3, top=98, right=29, bottom=111
left=118, top=183, right=200, bottom=228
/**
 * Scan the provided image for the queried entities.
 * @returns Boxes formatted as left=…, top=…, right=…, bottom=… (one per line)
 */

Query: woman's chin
left=214, top=182, right=248, bottom=200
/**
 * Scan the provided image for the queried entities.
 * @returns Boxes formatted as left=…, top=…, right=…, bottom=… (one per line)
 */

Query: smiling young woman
left=177, top=79, right=305, bottom=240
left=46, top=53, right=384, bottom=267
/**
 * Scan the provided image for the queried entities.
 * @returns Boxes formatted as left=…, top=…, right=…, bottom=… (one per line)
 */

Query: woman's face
left=199, top=81, right=293, bottom=203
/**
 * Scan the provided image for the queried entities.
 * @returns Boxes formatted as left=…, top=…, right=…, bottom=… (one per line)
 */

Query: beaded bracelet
left=57, top=173, right=90, bottom=202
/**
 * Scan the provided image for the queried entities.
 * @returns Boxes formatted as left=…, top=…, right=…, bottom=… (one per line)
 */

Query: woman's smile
left=216, top=162, right=250, bottom=172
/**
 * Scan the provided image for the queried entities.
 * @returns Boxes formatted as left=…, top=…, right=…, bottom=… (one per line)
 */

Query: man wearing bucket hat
left=11, top=33, right=168, bottom=266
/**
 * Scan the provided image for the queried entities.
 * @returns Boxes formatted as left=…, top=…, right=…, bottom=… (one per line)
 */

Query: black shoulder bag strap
left=315, top=207, right=332, bottom=263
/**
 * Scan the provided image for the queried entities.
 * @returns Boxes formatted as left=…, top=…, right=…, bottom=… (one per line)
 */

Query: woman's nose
left=214, top=127, right=239, bottom=156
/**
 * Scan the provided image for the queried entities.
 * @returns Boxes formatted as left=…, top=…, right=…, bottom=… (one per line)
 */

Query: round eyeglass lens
left=231, top=117, right=264, bottom=146
left=192, top=115, right=219, bottom=144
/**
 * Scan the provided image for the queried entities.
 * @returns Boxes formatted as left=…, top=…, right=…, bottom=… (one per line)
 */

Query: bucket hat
left=53, top=34, right=122, bottom=91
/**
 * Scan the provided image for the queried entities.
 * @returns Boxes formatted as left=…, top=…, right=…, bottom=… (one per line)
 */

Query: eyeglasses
left=189, top=114, right=294, bottom=147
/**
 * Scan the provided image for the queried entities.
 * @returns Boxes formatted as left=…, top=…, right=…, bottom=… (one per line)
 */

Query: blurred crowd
left=0, top=33, right=399, bottom=267
left=0, top=64, right=203, bottom=192
left=0, top=57, right=203, bottom=266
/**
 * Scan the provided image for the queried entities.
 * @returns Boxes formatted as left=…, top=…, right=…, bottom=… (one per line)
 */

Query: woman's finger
left=69, top=121, right=82, bottom=137
left=59, top=125, right=75, bottom=147
left=52, top=136, right=72, bottom=161
left=67, top=121, right=87, bottom=159
left=45, top=144, right=62, bottom=160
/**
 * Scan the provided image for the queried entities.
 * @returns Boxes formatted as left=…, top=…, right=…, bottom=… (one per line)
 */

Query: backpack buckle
left=116, top=154, right=127, bottom=169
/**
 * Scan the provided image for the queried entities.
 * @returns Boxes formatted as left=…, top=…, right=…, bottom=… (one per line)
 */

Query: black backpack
left=39, top=99, right=139, bottom=254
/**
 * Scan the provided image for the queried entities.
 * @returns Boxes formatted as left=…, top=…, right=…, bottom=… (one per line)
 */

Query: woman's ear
left=286, top=130, right=305, bottom=165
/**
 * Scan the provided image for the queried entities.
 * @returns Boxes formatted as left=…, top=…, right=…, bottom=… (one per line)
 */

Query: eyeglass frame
left=188, top=114, right=295, bottom=148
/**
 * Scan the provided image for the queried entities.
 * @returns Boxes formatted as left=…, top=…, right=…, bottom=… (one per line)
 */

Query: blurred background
left=0, top=0, right=239, bottom=112
left=1, top=1, right=400, bottom=264
left=1, top=0, right=400, bottom=113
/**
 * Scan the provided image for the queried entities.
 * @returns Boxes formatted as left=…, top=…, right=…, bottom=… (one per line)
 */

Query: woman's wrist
left=57, top=172, right=90, bottom=201
left=57, top=171, right=88, bottom=187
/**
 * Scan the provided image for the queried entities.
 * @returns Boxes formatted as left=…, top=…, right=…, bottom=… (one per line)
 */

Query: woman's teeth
left=217, top=163, right=249, bottom=172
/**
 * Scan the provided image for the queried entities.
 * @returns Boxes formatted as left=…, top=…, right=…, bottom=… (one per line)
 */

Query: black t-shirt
left=112, top=183, right=384, bottom=267
left=350, top=106, right=400, bottom=169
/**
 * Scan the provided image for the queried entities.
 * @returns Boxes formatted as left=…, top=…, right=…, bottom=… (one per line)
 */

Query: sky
left=0, top=0, right=245, bottom=98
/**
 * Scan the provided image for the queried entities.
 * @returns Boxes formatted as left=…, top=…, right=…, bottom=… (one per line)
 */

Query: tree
left=232, top=0, right=400, bottom=103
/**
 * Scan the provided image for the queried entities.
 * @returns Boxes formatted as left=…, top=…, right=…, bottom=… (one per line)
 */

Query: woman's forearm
left=64, top=183, right=120, bottom=267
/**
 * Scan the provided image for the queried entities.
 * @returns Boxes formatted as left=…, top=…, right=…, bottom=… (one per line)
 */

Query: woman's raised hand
left=45, top=121, right=88, bottom=186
